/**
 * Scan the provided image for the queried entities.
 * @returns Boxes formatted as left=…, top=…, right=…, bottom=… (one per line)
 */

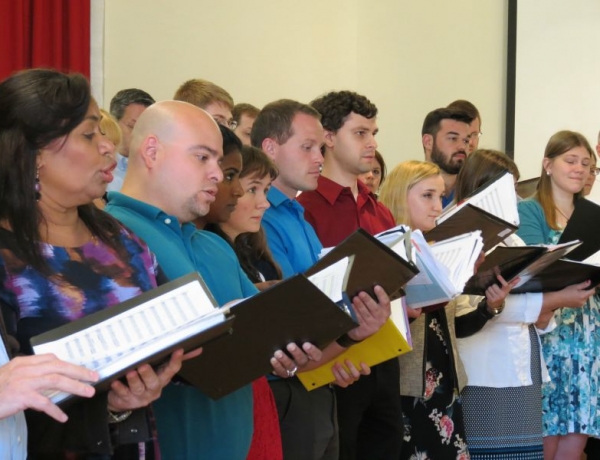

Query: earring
left=35, top=168, right=41, bottom=200
left=546, top=170, right=551, bottom=176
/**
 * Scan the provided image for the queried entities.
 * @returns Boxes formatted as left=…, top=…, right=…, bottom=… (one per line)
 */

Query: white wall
left=515, top=0, right=600, bottom=181
left=101, top=1, right=509, bottom=168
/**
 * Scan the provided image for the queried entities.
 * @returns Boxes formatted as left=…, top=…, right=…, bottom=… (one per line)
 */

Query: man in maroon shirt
left=298, top=91, right=402, bottom=460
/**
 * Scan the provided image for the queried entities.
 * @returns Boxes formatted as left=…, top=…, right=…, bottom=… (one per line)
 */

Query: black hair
left=219, top=124, right=243, bottom=156
left=0, top=69, right=126, bottom=274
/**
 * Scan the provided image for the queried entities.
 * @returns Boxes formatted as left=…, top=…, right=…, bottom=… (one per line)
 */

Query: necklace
left=555, top=206, right=571, bottom=224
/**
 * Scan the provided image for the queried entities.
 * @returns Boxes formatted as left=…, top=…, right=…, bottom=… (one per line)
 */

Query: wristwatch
left=486, top=300, right=505, bottom=317
left=478, top=299, right=505, bottom=318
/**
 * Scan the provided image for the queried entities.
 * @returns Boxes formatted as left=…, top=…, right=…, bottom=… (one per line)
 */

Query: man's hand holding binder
left=272, top=284, right=391, bottom=380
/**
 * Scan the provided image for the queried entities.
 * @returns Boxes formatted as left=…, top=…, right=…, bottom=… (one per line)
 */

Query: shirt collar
left=107, top=192, right=195, bottom=231
left=316, top=175, right=373, bottom=205
left=268, top=186, right=294, bottom=207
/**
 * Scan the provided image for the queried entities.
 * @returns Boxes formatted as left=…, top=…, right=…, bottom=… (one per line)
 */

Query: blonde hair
left=99, top=109, right=122, bottom=148
left=379, top=160, right=441, bottom=226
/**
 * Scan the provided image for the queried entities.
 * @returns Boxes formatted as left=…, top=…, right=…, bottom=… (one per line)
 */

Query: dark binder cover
left=30, top=273, right=235, bottom=407
left=303, top=228, right=419, bottom=300
left=178, top=273, right=358, bottom=399
left=511, top=259, right=600, bottom=294
left=425, top=204, right=517, bottom=252
left=558, top=198, right=600, bottom=261
left=462, top=246, right=547, bottom=295
left=462, top=241, right=581, bottom=295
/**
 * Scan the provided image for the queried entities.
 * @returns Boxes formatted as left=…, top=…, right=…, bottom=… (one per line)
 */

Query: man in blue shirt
left=105, top=100, right=321, bottom=459
left=251, top=99, right=393, bottom=460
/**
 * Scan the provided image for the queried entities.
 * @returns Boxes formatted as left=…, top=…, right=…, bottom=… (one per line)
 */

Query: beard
left=430, top=143, right=465, bottom=175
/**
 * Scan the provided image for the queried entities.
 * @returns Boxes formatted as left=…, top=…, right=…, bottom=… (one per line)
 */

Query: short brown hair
left=173, top=79, right=234, bottom=110
left=447, top=99, right=481, bottom=126
left=421, top=107, right=473, bottom=137
left=232, top=103, right=260, bottom=124
left=251, top=99, right=321, bottom=148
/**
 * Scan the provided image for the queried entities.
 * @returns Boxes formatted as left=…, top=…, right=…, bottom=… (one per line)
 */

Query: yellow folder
left=297, top=317, right=412, bottom=391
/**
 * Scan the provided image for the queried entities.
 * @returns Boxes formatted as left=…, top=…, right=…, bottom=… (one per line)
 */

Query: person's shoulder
left=518, top=198, right=544, bottom=217
left=196, top=230, right=237, bottom=257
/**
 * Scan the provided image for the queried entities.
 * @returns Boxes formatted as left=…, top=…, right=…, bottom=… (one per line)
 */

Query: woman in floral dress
left=517, top=130, right=600, bottom=460
left=379, top=160, right=513, bottom=459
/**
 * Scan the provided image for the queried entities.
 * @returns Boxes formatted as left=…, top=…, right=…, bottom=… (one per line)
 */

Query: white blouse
left=455, top=234, right=554, bottom=388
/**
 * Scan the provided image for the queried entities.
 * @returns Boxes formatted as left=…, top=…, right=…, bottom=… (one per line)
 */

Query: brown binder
left=425, top=204, right=517, bottom=252
left=304, top=228, right=419, bottom=300
left=511, top=258, right=600, bottom=293
left=463, top=241, right=581, bottom=295
left=179, top=272, right=358, bottom=399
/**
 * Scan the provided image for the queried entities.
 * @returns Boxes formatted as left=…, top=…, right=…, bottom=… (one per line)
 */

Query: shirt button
left=164, top=218, right=172, bottom=225
left=17, top=436, right=21, bottom=443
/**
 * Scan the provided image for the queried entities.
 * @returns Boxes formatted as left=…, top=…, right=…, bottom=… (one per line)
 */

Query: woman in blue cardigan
left=517, top=131, right=599, bottom=460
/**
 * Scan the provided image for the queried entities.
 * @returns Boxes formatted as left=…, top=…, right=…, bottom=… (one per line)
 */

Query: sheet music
left=405, top=231, right=483, bottom=308
left=438, top=172, right=519, bottom=226
left=34, top=280, right=226, bottom=403
left=307, top=257, right=350, bottom=303
left=431, top=232, right=483, bottom=287
left=584, top=249, right=600, bottom=266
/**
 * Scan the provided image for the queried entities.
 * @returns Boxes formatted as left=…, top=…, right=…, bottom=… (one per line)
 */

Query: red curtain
left=0, top=0, right=90, bottom=81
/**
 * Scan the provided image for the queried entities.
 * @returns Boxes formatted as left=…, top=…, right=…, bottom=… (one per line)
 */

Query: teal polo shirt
left=262, top=186, right=323, bottom=278
left=106, top=192, right=255, bottom=460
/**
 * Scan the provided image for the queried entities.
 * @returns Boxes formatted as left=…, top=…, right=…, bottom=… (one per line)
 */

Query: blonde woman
left=379, top=161, right=513, bottom=460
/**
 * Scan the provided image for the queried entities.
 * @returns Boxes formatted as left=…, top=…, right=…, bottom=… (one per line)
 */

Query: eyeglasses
left=590, top=167, right=600, bottom=176
left=446, top=134, right=470, bottom=146
left=213, top=115, right=238, bottom=130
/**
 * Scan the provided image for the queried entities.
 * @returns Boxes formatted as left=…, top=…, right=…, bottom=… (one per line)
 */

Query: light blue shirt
left=105, top=192, right=254, bottom=460
left=106, top=153, right=128, bottom=192
left=262, top=187, right=323, bottom=278
left=0, top=342, right=27, bottom=460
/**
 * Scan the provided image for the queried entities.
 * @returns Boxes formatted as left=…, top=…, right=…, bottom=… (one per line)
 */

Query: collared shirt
left=0, top=342, right=27, bottom=460
left=106, top=153, right=128, bottom=193
left=106, top=192, right=255, bottom=460
left=297, top=175, right=396, bottom=246
left=262, top=186, right=322, bottom=278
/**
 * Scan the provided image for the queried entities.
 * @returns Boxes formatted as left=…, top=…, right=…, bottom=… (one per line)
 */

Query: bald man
left=105, top=101, right=319, bottom=459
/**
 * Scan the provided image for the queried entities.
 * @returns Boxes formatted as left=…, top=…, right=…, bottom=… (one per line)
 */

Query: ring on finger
left=286, top=365, right=298, bottom=378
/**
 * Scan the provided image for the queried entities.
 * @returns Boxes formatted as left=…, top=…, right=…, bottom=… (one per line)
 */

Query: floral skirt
left=541, top=297, right=600, bottom=436
left=401, top=311, right=469, bottom=460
